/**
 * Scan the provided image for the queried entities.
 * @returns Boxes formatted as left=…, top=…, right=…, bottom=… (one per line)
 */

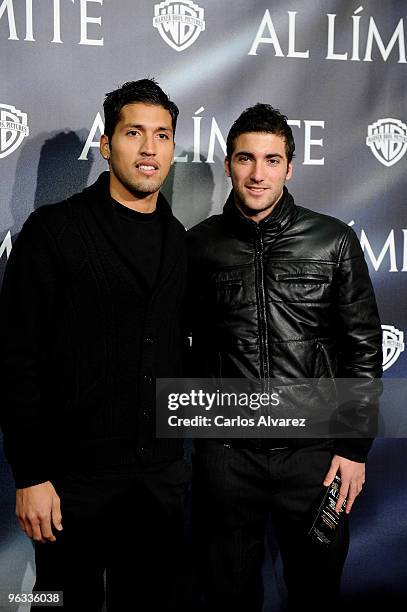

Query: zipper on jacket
left=255, top=226, right=270, bottom=385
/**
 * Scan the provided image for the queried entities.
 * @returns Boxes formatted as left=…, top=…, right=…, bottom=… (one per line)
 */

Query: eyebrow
left=234, top=150, right=284, bottom=159
left=122, top=123, right=172, bottom=132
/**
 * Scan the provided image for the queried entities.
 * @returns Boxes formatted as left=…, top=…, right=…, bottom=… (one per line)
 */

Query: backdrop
left=1, top=0, right=406, bottom=609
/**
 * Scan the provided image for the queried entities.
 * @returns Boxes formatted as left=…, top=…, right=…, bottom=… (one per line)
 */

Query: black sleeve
left=332, top=227, right=383, bottom=462
left=0, top=212, right=59, bottom=488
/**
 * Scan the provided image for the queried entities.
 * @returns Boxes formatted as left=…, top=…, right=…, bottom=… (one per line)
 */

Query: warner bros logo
left=366, top=118, right=407, bottom=167
left=0, top=103, right=30, bottom=159
left=153, top=0, right=205, bottom=52
left=382, top=324, right=405, bottom=371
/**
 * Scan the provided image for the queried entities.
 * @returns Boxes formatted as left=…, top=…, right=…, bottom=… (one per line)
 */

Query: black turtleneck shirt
left=111, top=198, right=163, bottom=292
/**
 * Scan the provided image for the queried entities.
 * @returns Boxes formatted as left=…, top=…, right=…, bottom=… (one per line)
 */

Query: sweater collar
left=81, top=172, right=184, bottom=297
left=222, top=186, right=298, bottom=240
left=85, top=171, right=174, bottom=221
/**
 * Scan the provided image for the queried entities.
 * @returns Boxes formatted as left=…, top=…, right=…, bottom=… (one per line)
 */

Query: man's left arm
left=324, top=454, right=365, bottom=514
left=325, top=226, right=383, bottom=513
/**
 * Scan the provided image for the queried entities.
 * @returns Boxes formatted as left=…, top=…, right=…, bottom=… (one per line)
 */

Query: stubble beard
left=112, top=162, right=164, bottom=198
left=234, top=186, right=282, bottom=218
left=121, top=174, right=163, bottom=198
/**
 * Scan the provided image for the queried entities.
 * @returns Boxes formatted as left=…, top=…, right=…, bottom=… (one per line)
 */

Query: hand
left=16, top=481, right=63, bottom=543
left=323, top=455, right=365, bottom=514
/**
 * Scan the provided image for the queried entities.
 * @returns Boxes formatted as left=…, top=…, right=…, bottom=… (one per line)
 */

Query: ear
left=286, top=161, right=293, bottom=181
left=100, top=135, right=110, bottom=161
left=224, top=157, right=231, bottom=177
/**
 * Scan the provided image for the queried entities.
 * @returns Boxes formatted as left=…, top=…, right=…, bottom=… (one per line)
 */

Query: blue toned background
left=1, top=1, right=406, bottom=609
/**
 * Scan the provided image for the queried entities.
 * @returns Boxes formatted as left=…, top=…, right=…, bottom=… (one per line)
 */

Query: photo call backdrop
left=0, top=0, right=406, bottom=609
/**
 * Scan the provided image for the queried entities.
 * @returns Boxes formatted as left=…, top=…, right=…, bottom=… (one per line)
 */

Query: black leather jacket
left=187, top=188, right=382, bottom=461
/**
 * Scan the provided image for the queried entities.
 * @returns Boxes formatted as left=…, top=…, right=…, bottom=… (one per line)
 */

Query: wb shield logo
left=153, top=0, right=205, bottom=52
left=366, top=118, right=407, bottom=167
left=382, top=324, right=405, bottom=371
left=0, top=103, right=30, bottom=159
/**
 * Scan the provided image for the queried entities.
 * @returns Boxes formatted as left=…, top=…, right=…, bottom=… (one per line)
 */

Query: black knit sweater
left=0, top=173, right=187, bottom=488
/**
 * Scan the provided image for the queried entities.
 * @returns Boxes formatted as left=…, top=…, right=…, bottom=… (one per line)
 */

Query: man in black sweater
left=0, top=79, right=189, bottom=610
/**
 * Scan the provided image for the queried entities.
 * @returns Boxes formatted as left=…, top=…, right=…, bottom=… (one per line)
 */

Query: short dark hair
left=103, top=78, right=179, bottom=141
left=226, top=103, right=295, bottom=163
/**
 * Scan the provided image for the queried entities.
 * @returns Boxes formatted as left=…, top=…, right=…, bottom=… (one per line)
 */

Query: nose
left=140, top=132, right=156, bottom=156
left=250, top=160, right=264, bottom=183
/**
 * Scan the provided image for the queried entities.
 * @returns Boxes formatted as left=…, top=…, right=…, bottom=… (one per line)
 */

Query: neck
left=109, top=177, right=159, bottom=213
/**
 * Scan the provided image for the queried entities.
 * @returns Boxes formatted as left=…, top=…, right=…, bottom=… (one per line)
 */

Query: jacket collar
left=222, top=186, right=298, bottom=241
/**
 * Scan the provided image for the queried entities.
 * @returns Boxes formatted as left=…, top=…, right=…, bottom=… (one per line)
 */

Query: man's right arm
left=16, top=481, right=63, bottom=542
left=0, top=212, right=60, bottom=486
left=0, top=213, right=62, bottom=538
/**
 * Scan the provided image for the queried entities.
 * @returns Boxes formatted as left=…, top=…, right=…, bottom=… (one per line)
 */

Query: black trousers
left=33, top=458, right=191, bottom=611
left=193, top=440, right=349, bottom=612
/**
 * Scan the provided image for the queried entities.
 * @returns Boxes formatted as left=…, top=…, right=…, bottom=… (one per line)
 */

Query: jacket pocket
left=316, top=341, right=335, bottom=378
left=315, top=342, right=339, bottom=412
left=271, top=272, right=331, bottom=303
left=215, top=278, right=244, bottom=309
left=275, top=273, right=329, bottom=283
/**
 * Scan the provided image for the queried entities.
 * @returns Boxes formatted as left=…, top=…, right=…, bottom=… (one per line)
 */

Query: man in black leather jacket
left=187, top=104, right=382, bottom=611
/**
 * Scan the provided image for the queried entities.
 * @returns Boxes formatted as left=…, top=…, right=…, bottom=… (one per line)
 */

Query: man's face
left=101, top=102, right=175, bottom=199
left=225, top=131, right=292, bottom=222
